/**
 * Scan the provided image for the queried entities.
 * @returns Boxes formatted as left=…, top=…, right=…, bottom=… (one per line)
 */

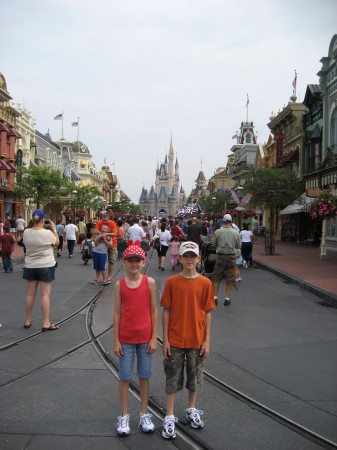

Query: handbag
left=153, top=236, right=161, bottom=251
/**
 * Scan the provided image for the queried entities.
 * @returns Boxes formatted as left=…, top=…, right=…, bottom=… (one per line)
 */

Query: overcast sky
left=1, top=0, right=336, bottom=203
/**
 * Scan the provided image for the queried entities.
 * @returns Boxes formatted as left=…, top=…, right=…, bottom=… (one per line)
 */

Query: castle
left=139, top=137, right=186, bottom=216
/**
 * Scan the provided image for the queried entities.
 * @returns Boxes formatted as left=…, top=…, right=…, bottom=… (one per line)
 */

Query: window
left=245, top=133, right=251, bottom=144
left=331, top=108, right=337, bottom=151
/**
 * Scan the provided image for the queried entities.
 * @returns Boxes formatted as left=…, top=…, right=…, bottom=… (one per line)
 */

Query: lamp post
left=212, top=196, right=217, bottom=228
left=72, top=189, right=77, bottom=222
left=236, top=185, right=244, bottom=229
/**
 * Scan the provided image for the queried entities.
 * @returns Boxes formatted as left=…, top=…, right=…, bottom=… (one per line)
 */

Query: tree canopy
left=66, top=183, right=102, bottom=211
left=14, top=166, right=68, bottom=208
left=243, top=168, right=301, bottom=211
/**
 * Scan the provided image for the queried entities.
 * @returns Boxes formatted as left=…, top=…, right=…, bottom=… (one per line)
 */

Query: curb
left=254, top=261, right=337, bottom=307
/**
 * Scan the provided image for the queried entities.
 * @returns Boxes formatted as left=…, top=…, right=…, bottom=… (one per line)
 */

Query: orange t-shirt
left=95, top=220, right=117, bottom=247
left=160, top=274, right=215, bottom=349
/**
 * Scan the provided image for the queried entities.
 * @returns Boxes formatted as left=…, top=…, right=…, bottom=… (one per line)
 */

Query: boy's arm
left=147, top=277, right=158, bottom=353
left=113, top=281, right=123, bottom=357
left=162, top=307, right=171, bottom=359
left=200, top=311, right=212, bottom=360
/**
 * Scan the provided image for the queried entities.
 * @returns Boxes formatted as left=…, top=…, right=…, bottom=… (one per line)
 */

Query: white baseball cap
left=179, top=241, right=199, bottom=256
left=223, top=214, right=232, bottom=222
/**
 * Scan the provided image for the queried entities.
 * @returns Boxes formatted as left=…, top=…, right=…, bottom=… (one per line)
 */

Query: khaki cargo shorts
left=108, top=246, right=118, bottom=264
left=212, top=254, right=236, bottom=286
left=163, top=346, right=203, bottom=394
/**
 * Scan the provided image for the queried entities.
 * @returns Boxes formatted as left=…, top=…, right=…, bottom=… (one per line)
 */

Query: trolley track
left=1, top=248, right=336, bottom=448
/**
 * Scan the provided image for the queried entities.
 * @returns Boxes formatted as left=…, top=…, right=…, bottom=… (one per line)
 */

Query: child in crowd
left=0, top=226, right=16, bottom=273
left=91, top=225, right=112, bottom=285
left=160, top=241, right=215, bottom=440
left=235, top=248, right=242, bottom=282
left=113, top=242, right=158, bottom=436
left=169, top=235, right=180, bottom=270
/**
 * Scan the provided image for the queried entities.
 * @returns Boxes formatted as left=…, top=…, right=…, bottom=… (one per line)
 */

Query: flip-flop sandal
left=105, top=280, right=111, bottom=284
left=42, top=324, right=59, bottom=332
left=91, top=280, right=99, bottom=285
left=107, top=277, right=112, bottom=282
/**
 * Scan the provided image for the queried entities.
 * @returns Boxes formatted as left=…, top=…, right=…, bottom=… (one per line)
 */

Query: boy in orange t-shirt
left=160, top=241, right=215, bottom=440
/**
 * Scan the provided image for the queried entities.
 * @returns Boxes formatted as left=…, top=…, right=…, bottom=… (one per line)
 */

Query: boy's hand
left=113, top=341, right=123, bottom=358
left=200, top=341, right=210, bottom=360
left=147, top=338, right=157, bottom=354
left=162, top=340, right=171, bottom=359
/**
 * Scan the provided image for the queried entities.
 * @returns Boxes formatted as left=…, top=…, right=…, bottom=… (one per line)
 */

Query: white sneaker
left=139, top=412, right=155, bottom=433
left=116, top=414, right=130, bottom=436
left=162, top=415, right=178, bottom=439
left=185, top=408, right=204, bottom=429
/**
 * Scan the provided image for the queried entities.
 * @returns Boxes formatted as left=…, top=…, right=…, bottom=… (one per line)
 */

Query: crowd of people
left=0, top=207, right=260, bottom=440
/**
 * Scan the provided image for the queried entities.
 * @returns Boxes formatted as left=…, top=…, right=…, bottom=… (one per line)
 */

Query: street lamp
left=236, top=185, right=244, bottom=229
left=212, top=196, right=217, bottom=227
left=72, top=189, right=77, bottom=222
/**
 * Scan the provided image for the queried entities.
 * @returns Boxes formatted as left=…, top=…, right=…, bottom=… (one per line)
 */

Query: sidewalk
left=252, top=238, right=337, bottom=303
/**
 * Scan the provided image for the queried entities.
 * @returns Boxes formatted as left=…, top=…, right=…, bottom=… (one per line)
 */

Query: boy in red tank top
left=113, top=242, right=158, bottom=436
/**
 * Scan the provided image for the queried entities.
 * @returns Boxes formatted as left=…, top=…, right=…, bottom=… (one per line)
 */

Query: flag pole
left=246, top=94, right=249, bottom=122
left=62, top=111, right=64, bottom=138
left=293, top=70, right=297, bottom=96
left=77, top=117, right=80, bottom=153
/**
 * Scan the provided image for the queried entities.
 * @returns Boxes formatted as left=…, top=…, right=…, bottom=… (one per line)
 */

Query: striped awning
left=71, top=169, right=81, bottom=181
left=6, top=161, right=16, bottom=172
left=0, top=159, right=11, bottom=170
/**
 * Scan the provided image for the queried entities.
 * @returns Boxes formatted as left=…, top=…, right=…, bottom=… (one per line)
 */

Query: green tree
left=243, top=168, right=301, bottom=254
left=66, top=183, right=101, bottom=211
left=14, top=166, right=68, bottom=208
left=110, top=190, right=141, bottom=216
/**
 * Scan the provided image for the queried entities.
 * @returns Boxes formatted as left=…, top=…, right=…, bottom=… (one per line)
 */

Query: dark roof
left=303, top=84, right=322, bottom=106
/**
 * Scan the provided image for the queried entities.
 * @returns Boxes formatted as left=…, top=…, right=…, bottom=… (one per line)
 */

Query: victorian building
left=303, top=34, right=337, bottom=243
left=139, top=137, right=185, bottom=216
left=0, top=73, right=21, bottom=222
left=227, top=119, right=259, bottom=187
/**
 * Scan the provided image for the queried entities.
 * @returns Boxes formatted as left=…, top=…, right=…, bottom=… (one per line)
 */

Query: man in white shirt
left=127, top=218, right=146, bottom=243
left=64, top=219, right=79, bottom=258
left=16, top=214, right=26, bottom=239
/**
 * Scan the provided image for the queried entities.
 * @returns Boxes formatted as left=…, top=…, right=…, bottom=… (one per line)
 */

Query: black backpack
left=82, top=240, right=93, bottom=259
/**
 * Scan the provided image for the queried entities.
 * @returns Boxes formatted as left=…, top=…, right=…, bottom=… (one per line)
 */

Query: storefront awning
left=103, top=184, right=111, bottom=193
left=0, top=159, right=11, bottom=170
left=6, top=161, right=16, bottom=172
left=280, top=193, right=315, bottom=215
left=71, top=169, right=81, bottom=181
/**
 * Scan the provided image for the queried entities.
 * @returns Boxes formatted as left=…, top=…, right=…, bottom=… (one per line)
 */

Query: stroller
left=81, top=239, right=93, bottom=265
left=198, top=242, right=218, bottom=278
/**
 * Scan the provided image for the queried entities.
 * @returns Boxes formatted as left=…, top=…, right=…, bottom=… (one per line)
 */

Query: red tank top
left=119, top=275, right=152, bottom=344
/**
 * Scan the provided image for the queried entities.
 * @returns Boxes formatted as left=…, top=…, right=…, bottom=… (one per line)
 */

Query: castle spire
left=169, top=133, right=174, bottom=154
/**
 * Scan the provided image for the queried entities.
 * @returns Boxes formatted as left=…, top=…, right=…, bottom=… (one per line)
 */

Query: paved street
left=0, top=241, right=337, bottom=449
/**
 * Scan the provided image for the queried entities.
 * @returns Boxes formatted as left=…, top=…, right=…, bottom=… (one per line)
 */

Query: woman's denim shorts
left=23, top=266, right=55, bottom=282
left=119, top=343, right=152, bottom=381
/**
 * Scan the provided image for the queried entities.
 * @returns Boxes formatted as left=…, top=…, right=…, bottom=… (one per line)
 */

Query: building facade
left=139, top=138, right=185, bottom=216
left=0, top=73, right=21, bottom=222
left=227, top=120, right=258, bottom=187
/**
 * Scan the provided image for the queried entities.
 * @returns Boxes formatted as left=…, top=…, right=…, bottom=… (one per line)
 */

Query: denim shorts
left=23, top=266, right=55, bottom=282
left=119, top=343, right=152, bottom=381
left=93, top=252, right=107, bottom=271
left=163, top=346, right=203, bottom=394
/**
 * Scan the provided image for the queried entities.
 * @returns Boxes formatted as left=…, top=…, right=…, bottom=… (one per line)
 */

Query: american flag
left=54, top=113, right=63, bottom=120
left=292, top=73, right=297, bottom=89
left=72, top=121, right=79, bottom=127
